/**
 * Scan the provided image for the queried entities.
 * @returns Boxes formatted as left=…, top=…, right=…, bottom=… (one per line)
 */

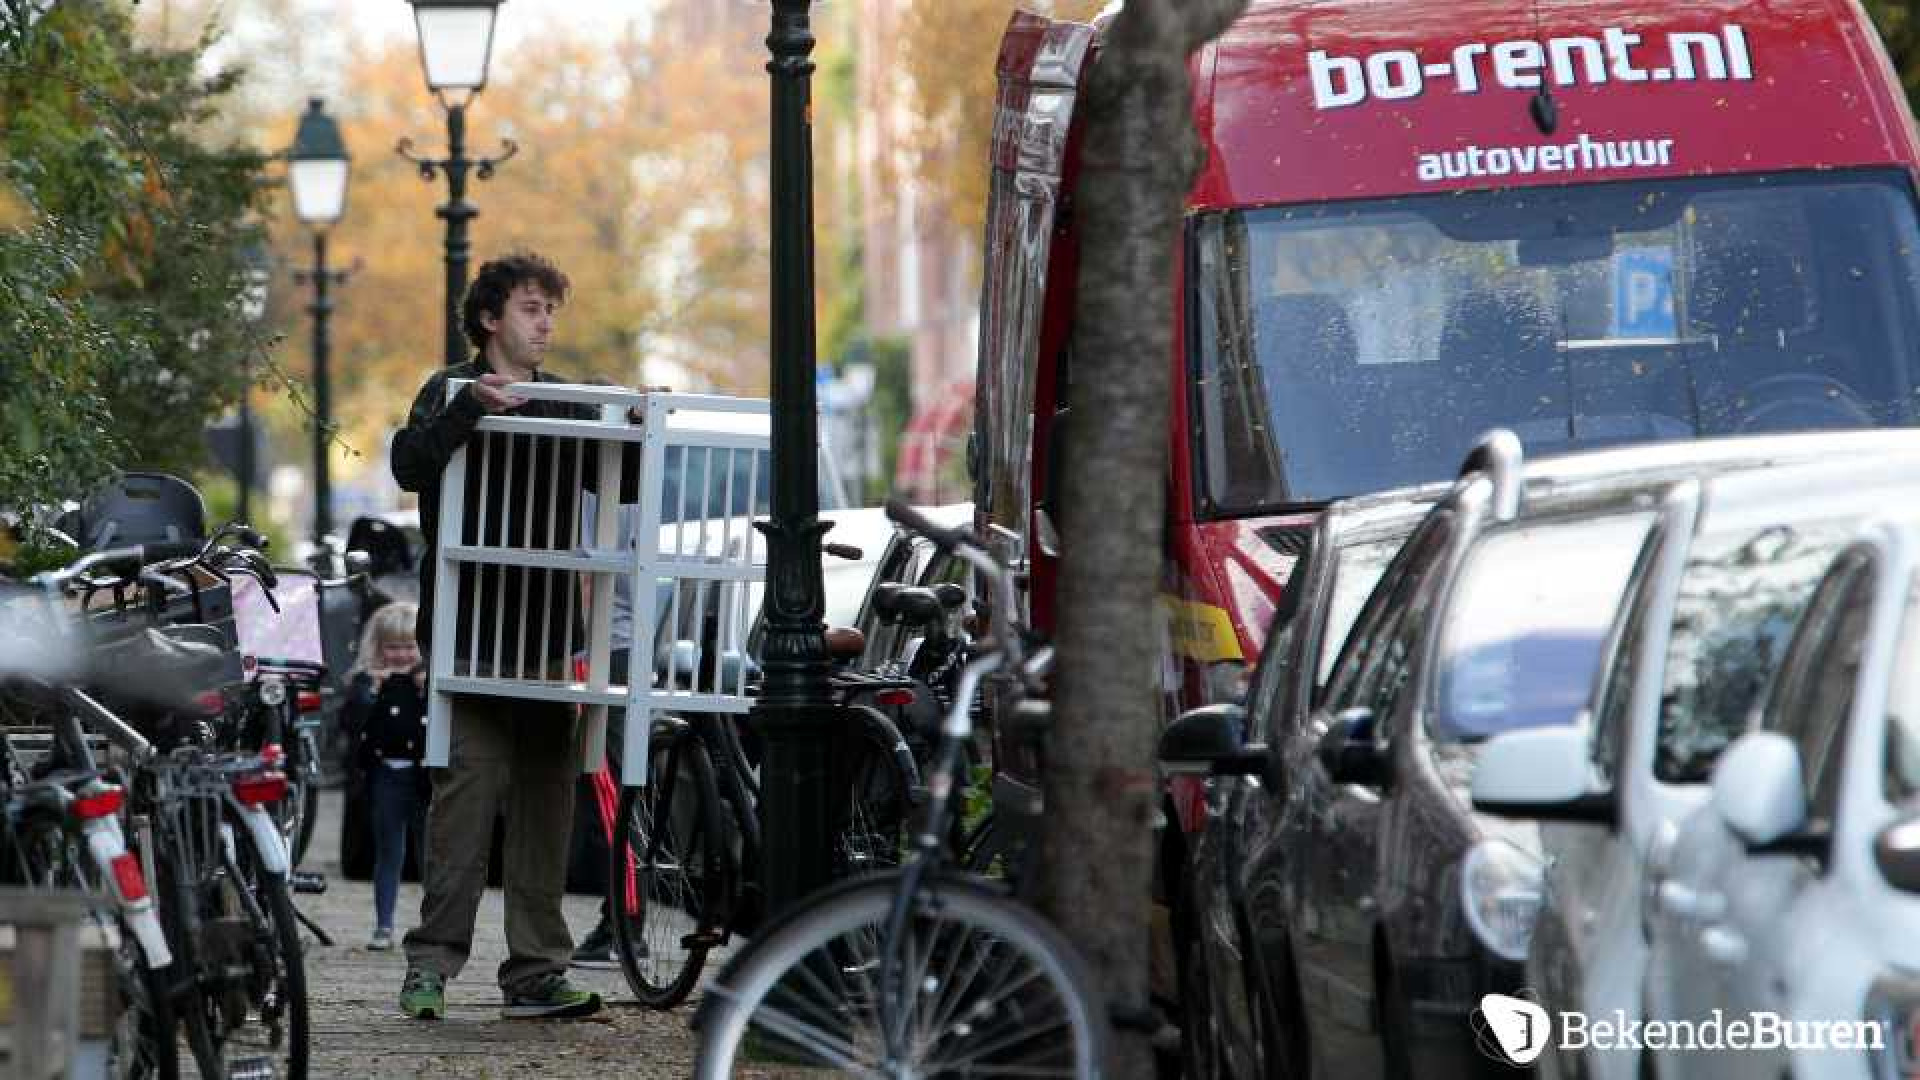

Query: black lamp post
left=288, top=97, right=352, bottom=544
left=236, top=237, right=272, bottom=526
left=751, top=0, right=840, bottom=918
left=397, top=0, right=517, bottom=368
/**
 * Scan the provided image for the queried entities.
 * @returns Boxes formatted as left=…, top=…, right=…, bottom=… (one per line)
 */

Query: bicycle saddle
left=825, top=626, right=866, bottom=660
left=872, top=585, right=963, bottom=627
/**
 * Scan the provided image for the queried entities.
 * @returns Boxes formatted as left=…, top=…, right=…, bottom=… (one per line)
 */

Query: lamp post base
left=752, top=699, right=843, bottom=912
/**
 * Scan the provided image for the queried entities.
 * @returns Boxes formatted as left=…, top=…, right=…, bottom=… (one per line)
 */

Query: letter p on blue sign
left=1612, top=246, right=1677, bottom=338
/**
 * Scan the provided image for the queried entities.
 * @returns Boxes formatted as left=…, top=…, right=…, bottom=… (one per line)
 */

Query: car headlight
left=256, top=676, right=287, bottom=707
left=1460, top=839, right=1545, bottom=963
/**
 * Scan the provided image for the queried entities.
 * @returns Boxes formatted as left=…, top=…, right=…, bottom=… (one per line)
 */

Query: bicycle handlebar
left=883, top=498, right=972, bottom=554
left=33, top=540, right=204, bottom=589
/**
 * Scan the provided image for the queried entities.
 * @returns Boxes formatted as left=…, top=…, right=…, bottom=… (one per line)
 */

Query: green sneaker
left=502, top=973, right=603, bottom=1020
left=400, top=969, right=445, bottom=1020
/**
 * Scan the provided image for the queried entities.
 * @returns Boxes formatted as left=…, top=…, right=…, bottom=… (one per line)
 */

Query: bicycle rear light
left=875, top=688, right=915, bottom=707
left=296, top=690, right=323, bottom=713
left=109, top=852, right=149, bottom=902
left=72, top=786, right=125, bottom=821
left=231, top=770, right=289, bottom=806
left=192, top=690, right=225, bottom=715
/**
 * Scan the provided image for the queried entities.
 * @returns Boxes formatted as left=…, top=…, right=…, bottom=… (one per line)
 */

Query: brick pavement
left=296, top=788, right=700, bottom=1079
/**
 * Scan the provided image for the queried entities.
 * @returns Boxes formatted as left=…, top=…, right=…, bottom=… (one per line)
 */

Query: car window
left=1318, top=534, right=1408, bottom=689
left=1347, top=523, right=1456, bottom=733
left=1589, top=526, right=1668, bottom=786
left=1884, top=576, right=1920, bottom=802
left=1433, top=513, right=1653, bottom=742
left=1655, top=521, right=1854, bottom=784
left=1767, top=552, right=1877, bottom=826
left=1321, top=511, right=1454, bottom=718
left=855, top=533, right=926, bottom=663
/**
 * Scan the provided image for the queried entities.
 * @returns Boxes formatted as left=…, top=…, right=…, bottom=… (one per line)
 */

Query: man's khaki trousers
left=402, top=693, right=578, bottom=993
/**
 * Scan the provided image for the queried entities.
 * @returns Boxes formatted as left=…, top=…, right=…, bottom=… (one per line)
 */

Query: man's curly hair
left=462, top=252, right=571, bottom=355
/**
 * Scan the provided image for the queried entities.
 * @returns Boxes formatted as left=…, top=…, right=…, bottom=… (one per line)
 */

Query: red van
left=971, top=0, right=1920, bottom=999
left=976, top=0, right=1920, bottom=822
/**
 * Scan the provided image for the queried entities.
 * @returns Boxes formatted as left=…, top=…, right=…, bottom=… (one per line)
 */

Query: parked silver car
left=1471, top=442, right=1920, bottom=1080
left=1643, top=511, right=1920, bottom=1080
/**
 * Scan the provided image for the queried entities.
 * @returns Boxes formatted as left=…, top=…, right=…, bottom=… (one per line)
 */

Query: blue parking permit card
left=1611, top=247, right=1676, bottom=338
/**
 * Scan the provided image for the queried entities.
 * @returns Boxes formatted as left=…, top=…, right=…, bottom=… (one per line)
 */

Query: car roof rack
left=1457, top=429, right=1523, bottom=523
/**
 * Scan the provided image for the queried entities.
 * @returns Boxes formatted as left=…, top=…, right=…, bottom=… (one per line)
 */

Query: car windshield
left=1655, top=521, right=1856, bottom=783
left=1192, top=168, right=1920, bottom=514
left=1434, top=513, right=1653, bottom=742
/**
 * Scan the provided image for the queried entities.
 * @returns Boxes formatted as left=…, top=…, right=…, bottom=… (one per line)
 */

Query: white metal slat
left=623, top=395, right=671, bottom=788
left=427, top=381, right=769, bottom=780
left=581, top=406, right=624, bottom=771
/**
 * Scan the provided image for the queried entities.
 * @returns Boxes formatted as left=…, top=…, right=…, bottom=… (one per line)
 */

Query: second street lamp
left=288, top=97, right=353, bottom=544
left=397, top=0, right=517, bottom=368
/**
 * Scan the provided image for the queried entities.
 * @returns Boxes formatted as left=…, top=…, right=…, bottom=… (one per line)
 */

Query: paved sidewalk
left=297, top=788, right=699, bottom=1078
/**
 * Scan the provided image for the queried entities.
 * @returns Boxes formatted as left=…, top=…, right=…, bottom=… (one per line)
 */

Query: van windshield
left=1192, top=168, right=1920, bottom=515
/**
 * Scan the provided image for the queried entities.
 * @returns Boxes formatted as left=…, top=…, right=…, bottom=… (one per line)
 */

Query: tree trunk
left=1037, top=1, right=1248, bottom=1076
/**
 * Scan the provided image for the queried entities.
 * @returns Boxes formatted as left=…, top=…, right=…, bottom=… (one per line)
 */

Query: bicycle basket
left=232, top=572, right=325, bottom=674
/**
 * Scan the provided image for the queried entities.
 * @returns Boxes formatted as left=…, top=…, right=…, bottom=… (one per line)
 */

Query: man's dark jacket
left=391, top=360, right=635, bottom=673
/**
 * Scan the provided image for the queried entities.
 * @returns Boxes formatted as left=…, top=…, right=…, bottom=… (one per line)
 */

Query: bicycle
left=606, top=659, right=927, bottom=1009
left=47, top=533, right=313, bottom=1079
left=691, top=499, right=1106, bottom=1078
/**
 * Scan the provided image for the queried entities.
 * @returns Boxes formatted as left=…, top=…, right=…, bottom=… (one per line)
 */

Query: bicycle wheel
left=695, top=872, right=1107, bottom=1078
left=835, top=706, right=917, bottom=877
left=109, top=939, right=179, bottom=1080
left=609, top=731, right=734, bottom=1009
left=180, top=822, right=310, bottom=1079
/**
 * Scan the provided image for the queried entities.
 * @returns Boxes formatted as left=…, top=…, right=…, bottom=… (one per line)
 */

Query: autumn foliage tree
left=240, top=7, right=775, bottom=487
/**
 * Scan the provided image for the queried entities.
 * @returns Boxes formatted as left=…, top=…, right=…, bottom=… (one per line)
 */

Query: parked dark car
left=1161, top=428, right=1920, bottom=1079
left=1167, top=481, right=1443, bottom=1076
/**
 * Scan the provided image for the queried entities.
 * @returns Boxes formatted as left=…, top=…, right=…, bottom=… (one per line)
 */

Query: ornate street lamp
left=751, top=0, right=842, bottom=919
left=288, top=97, right=354, bottom=543
left=397, top=0, right=518, bottom=368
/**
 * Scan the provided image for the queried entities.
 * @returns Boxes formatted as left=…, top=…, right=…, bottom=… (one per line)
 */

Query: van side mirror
left=1712, top=732, right=1807, bottom=848
left=1158, top=704, right=1266, bottom=776
left=1316, top=706, right=1388, bottom=787
left=1875, top=814, right=1920, bottom=893
left=1471, top=725, right=1613, bottom=823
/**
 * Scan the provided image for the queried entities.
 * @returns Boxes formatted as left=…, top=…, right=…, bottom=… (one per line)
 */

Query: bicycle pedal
left=290, top=870, right=328, bottom=894
left=681, top=930, right=727, bottom=950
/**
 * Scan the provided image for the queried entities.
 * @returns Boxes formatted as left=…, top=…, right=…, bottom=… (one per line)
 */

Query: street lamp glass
left=410, top=2, right=500, bottom=96
left=288, top=159, right=348, bottom=226
left=288, top=98, right=350, bottom=226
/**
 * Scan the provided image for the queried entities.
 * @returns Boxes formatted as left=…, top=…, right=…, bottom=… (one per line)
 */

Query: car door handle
left=1699, top=925, right=1747, bottom=967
